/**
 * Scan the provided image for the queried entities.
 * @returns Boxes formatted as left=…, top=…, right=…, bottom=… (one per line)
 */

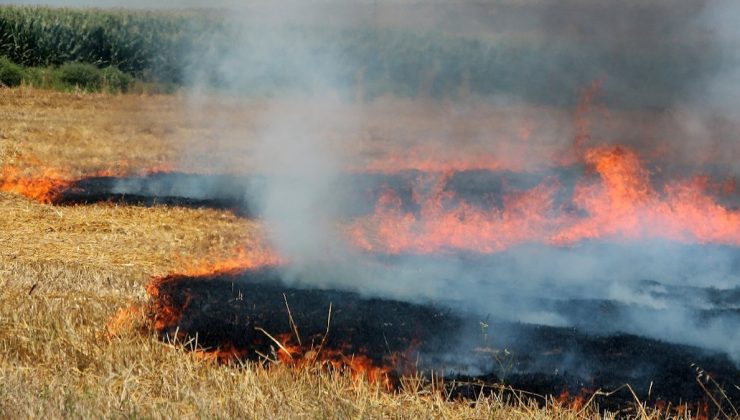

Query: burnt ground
left=52, top=173, right=259, bottom=217
left=49, top=169, right=567, bottom=215
left=148, top=268, right=740, bottom=413
left=57, top=169, right=740, bottom=413
left=150, top=268, right=463, bottom=372
left=51, top=170, right=549, bottom=217
left=51, top=167, right=739, bottom=217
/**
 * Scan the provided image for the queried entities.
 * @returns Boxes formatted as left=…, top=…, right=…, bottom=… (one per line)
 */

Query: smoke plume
left=11, top=0, right=738, bottom=366
left=177, top=1, right=740, bottom=366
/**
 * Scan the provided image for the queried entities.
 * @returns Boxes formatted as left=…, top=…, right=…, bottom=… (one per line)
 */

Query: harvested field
left=1, top=87, right=737, bottom=419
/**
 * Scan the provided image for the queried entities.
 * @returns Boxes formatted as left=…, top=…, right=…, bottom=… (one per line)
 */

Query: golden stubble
left=0, top=87, right=696, bottom=419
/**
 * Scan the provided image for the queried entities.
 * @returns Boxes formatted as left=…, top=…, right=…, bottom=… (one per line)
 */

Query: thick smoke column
left=184, top=2, right=361, bottom=280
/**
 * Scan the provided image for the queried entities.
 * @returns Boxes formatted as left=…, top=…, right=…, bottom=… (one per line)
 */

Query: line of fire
left=2, top=84, right=739, bottom=418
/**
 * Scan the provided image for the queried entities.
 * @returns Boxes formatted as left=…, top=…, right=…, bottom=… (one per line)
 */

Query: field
left=1, top=86, right=713, bottom=419
left=3, top=1, right=740, bottom=418
left=0, top=4, right=713, bottom=105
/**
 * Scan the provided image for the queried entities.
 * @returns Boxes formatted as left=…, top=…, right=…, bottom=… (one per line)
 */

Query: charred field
left=1, top=86, right=740, bottom=419
left=147, top=268, right=740, bottom=408
left=16, top=161, right=740, bottom=417
left=4, top=0, right=740, bottom=411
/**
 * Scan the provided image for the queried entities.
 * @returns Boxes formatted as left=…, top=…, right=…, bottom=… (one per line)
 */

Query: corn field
left=0, top=6, right=223, bottom=83
left=0, top=5, right=710, bottom=105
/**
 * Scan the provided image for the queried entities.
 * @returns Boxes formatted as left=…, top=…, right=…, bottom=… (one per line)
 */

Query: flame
left=145, top=275, right=188, bottom=332
left=191, top=332, right=398, bottom=387
left=554, top=146, right=740, bottom=246
left=105, top=304, right=145, bottom=338
left=347, top=145, right=740, bottom=254
left=557, top=389, right=587, bottom=411
left=347, top=173, right=560, bottom=254
left=142, top=244, right=281, bottom=332
left=0, top=165, right=73, bottom=203
left=143, top=284, right=397, bottom=387
left=192, top=341, right=249, bottom=364
left=0, top=155, right=181, bottom=204
left=172, top=245, right=282, bottom=278
left=274, top=333, right=396, bottom=388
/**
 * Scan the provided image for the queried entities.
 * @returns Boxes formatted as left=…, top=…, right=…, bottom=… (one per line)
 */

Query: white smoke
left=177, top=0, right=740, bottom=366
left=8, top=0, right=738, bottom=366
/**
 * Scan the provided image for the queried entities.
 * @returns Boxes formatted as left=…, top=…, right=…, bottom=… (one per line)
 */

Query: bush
left=58, top=62, right=102, bottom=90
left=101, top=66, right=133, bottom=92
left=21, top=67, right=53, bottom=89
left=0, top=56, right=23, bottom=87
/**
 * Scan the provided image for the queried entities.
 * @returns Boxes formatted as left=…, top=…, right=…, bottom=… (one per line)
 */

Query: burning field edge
left=98, top=265, right=739, bottom=419
left=2, top=88, right=740, bottom=419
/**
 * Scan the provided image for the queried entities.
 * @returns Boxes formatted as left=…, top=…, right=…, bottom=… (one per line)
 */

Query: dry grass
left=0, top=87, right=703, bottom=418
left=0, top=262, right=625, bottom=419
left=0, top=194, right=262, bottom=275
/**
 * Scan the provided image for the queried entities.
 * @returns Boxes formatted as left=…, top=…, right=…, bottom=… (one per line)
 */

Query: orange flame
left=556, top=388, right=591, bottom=412
left=105, top=304, right=145, bottom=338
left=347, top=172, right=560, bottom=254
left=193, top=341, right=249, bottom=364
left=274, top=333, right=396, bottom=388
left=0, top=155, right=180, bottom=204
left=554, top=146, right=740, bottom=246
left=172, top=245, right=282, bottom=278
left=0, top=165, right=73, bottom=203
left=144, top=276, right=188, bottom=332
left=142, top=244, right=281, bottom=332
left=348, top=144, right=740, bottom=254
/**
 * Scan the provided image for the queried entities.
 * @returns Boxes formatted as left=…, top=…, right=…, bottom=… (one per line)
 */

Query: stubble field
left=0, top=87, right=706, bottom=419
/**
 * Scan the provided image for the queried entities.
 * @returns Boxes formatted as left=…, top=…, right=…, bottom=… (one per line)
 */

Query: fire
left=554, top=146, right=740, bottom=246
left=143, top=245, right=281, bottom=332
left=347, top=144, right=740, bottom=254
left=0, top=165, right=73, bottom=203
left=144, top=271, right=398, bottom=388
left=145, top=275, right=188, bottom=332
left=274, top=334, right=396, bottom=387
left=172, top=245, right=282, bottom=278
left=347, top=173, right=560, bottom=254
left=557, top=389, right=588, bottom=411
left=193, top=341, right=249, bottom=364
left=0, top=154, right=180, bottom=204
left=105, top=304, right=145, bottom=338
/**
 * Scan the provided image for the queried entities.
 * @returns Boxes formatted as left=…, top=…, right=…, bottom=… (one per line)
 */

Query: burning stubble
left=9, top=0, right=738, bottom=386
left=68, top=0, right=737, bottom=369
left=225, top=3, right=738, bottom=369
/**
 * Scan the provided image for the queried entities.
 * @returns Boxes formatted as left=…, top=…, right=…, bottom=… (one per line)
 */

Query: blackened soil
left=148, top=268, right=740, bottom=412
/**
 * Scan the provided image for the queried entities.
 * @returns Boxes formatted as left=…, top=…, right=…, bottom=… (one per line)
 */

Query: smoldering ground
left=11, top=0, right=739, bottom=367
left=173, top=1, right=740, bottom=366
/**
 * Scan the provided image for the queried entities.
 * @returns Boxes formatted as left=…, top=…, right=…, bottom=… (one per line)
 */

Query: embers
left=144, top=268, right=463, bottom=386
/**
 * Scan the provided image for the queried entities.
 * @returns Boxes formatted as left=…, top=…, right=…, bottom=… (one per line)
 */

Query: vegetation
left=0, top=6, right=209, bottom=83
left=0, top=58, right=136, bottom=93
left=0, top=5, right=713, bottom=105
left=0, top=56, right=22, bottom=87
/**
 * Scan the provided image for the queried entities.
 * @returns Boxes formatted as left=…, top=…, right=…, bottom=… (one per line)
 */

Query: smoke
left=250, top=99, right=346, bottom=266
left=167, top=0, right=740, bottom=368
left=13, top=0, right=735, bottom=368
